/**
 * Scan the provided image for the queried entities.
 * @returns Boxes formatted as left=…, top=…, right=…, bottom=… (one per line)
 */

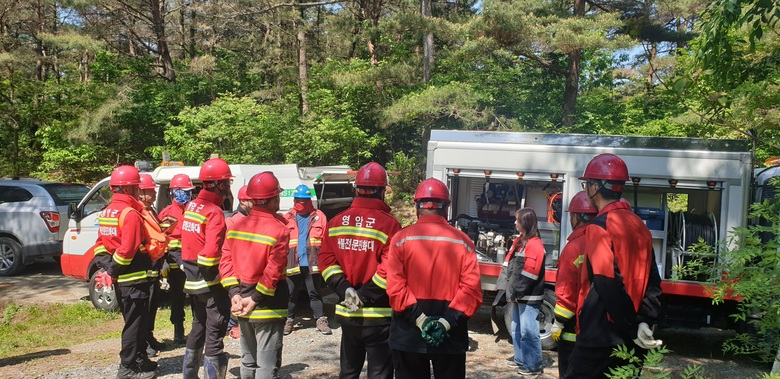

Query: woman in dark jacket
left=506, top=208, right=546, bottom=377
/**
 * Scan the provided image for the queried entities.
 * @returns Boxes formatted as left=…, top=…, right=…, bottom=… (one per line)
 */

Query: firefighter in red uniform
left=283, top=184, right=331, bottom=336
left=319, top=162, right=402, bottom=379
left=138, top=174, right=167, bottom=357
left=565, top=154, right=663, bottom=379
left=94, top=165, right=156, bottom=379
left=219, top=172, right=289, bottom=379
left=225, top=185, right=252, bottom=340
left=551, top=191, right=597, bottom=378
left=157, top=173, right=195, bottom=344
left=386, top=178, right=482, bottom=379
left=181, top=158, right=233, bottom=379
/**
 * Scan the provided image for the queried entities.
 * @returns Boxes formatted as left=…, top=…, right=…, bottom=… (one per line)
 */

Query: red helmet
left=109, top=165, right=141, bottom=186
left=237, top=185, right=250, bottom=201
left=414, top=178, right=450, bottom=204
left=579, top=154, right=629, bottom=182
left=139, top=174, right=157, bottom=190
left=198, top=158, right=233, bottom=181
left=354, top=162, right=388, bottom=187
left=170, top=174, right=195, bottom=190
left=246, top=172, right=282, bottom=199
left=568, top=191, right=597, bottom=214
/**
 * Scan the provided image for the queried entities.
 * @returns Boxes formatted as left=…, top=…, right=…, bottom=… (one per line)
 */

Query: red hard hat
left=139, top=174, right=157, bottom=190
left=354, top=162, right=388, bottom=187
left=246, top=172, right=282, bottom=200
left=237, top=185, right=250, bottom=201
left=198, top=158, right=233, bottom=181
left=109, top=165, right=141, bottom=186
left=579, top=153, right=629, bottom=182
left=414, top=178, right=450, bottom=203
left=568, top=191, right=597, bottom=214
left=170, top=174, right=195, bottom=190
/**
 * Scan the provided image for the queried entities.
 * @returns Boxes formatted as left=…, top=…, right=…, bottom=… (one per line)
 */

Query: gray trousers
left=238, top=318, right=284, bottom=379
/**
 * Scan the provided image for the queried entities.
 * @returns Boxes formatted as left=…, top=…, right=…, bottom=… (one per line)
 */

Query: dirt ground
left=0, top=260, right=772, bottom=379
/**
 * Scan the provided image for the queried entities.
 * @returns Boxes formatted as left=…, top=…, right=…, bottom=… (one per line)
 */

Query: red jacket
left=220, top=207, right=289, bottom=322
left=386, top=214, right=482, bottom=354
left=576, top=200, right=663, bottom=347
left=181, top=190, right=226, bottom=294
left=283, top=208, right=327, bottom=275
left=158, top=201, right=186, bottom=269
left=95, top=193, right=153, bottom=286
left=319, top=197, right=401, bottom=326
left=506, top=236, right=546, bottom=304
left=554, top=226, right=586, bottom=342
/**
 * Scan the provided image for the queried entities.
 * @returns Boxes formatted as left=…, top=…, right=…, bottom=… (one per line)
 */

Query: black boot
left=117, top=363, right=156, bottom=379
left=173, top=323, right=186, bottom=344
left=148, top=335, right=166, bottom=351
left=203, top=352, right=228, bottom=379
left=183, top=347, right=203, bottom=379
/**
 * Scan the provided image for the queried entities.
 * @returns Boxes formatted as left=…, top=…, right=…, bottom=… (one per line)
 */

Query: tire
left=503, top=292, right=558, bottom=351
left=89, top=269, right=119, bottom=312
left=0, top=237, right=25, bottom=276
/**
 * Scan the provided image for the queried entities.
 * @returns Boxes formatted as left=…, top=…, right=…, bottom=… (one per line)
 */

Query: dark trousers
left=147, top=277, right=160, bottom=341
left=186, top=287, right=231, bottom=356
left=287, top=267, right=324, bottom=319
left=167, top=268, right=186, bottom=326
left=558, top=339, right=575, bottom=378
left=565, top=342, right=646, bottom=379
left=117, top=282, right=152, bottom=365
left=391, top=350, right=465, bottom=379
left=340, top=325, right=392, bottom=379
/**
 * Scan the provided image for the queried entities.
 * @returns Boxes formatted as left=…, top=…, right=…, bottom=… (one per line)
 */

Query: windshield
left=43, top=183, right=90, bottom=206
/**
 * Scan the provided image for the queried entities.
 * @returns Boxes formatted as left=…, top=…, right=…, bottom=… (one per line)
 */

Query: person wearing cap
left=566, top=154, right=663, bottom=378
left=385, top=178, right=482, bottom=379
left=550, top=191, right=597, bottom=378
left=283, top=184, right=331, bottom=336
left=137, top=174, right=167, bottom=357
left=319, top=162, right=402, bottom=379
left=95, top=165, right=156, bottom=379
left=181, top=158, right=233, bottom=379
left=157, top=173, right=195, bottom=344
left=225, top=185, right=253, bottom=340
left=219, top=172, right=289, bottom=379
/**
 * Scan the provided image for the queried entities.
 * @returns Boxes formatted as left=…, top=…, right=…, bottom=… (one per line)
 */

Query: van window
left=43, top=183, right=90, bottom=206
left=83, top=185, right=114, bottom=217
left=0, top=186, right=33, bottom=203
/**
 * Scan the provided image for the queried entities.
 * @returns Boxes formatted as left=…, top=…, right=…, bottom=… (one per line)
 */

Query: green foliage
left=607, top=345, right=671, bottom=379
left=386, top=152, right=424, bottom=196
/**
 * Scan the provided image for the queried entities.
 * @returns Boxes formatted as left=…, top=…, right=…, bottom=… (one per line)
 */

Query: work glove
left=423, top=318, right=451, bottom=347
left=159, top=277, right=170, bottom=291
left=95, top=271, right=113, bottom=288
left=550, top=321, right=564, bottom=342
left=633, top=322, right=663, bottom=350
left=341, top=287, right=363, bottom=312
left=160, top=262, right=170, bottom=278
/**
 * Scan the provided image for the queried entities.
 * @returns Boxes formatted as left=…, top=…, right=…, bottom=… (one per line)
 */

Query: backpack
left=120, top=207, right=169, bottom=261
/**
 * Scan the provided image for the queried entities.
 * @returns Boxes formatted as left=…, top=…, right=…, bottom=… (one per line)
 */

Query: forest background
left=0, top=0, right=778, bottom=189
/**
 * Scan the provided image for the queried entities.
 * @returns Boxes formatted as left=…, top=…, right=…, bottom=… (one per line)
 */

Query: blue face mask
left=173, top=189, right=191, bottom=205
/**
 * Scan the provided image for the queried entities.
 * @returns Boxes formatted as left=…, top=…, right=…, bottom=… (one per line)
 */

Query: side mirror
left=68, top=202, right=82, bottom=221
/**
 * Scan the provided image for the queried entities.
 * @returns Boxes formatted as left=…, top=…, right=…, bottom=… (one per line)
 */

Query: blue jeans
left=510, top=302, right=542, bottom=371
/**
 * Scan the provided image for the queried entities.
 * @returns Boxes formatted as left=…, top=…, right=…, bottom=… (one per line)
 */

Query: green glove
left=423, top=318, right=451, bottom=347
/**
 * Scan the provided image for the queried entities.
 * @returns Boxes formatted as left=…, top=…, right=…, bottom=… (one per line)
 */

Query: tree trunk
left=646, top=43, right=657, bottom=91
left=561, top=0, right=585, bottom=127
left=150, top=0, right=175, bottom=82
left=296, top=10, right=310, bottom=115
left=422, top=0, right=433, bottom=83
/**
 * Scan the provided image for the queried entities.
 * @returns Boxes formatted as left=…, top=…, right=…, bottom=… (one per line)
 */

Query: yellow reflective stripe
left=289, top=239, right=299, bottom=246
left=197, top=255, right=220, bottom=266
left=221, top=276, right=239, bottom=287
left=309, top=238, right=322, bottom=246
left=573, top=255, right=584, bottom=268
left=237, top=308, right=288, bottom=320
left=169, top=262, right=179, bottom=269
left=562, top=332, right=577, bottom=342
left=168, top=240, right=182, bottom=248
left=227, top=230, right=277, bottom=246
left=335, top=305, right=392, bottom=318
left=184, top=211, right=207, bottom=224
left=286, top=267, right=301, bottom=276
left=184, top=278, right=221, bottom=291
left=94, top=245, right=108, bottom=255
left=328, top=226, right=389, bottom=244
left=322, top=265, right=344, bottom=281
left=117, top=270, right=148, bottom=283
left=98, top=217, right=119, bottom=226
left=371, top=273, right=387, bottom=290
left=256, top=282, right=275, bottom=296
left=310, top=265, right=319, bottom=273
left=113, top=254, right=132, bottom=266
left=554, top=304, right=575, bottom=320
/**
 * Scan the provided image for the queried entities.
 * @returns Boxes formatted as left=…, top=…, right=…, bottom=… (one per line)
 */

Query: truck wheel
left=0, top=237, right=25, bottom=276
left=89, top=269, right=119, bottom=312
left=502, top=297, right=558, bottom=351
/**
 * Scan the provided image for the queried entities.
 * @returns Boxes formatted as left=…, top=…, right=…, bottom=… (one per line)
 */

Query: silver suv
left=0, top=179, right=90, bottom=276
